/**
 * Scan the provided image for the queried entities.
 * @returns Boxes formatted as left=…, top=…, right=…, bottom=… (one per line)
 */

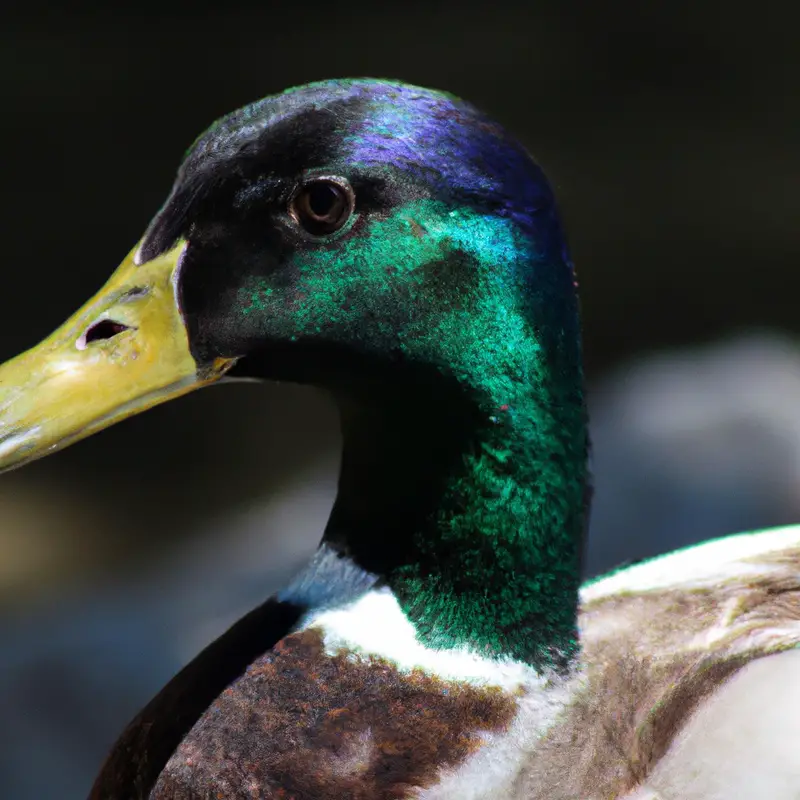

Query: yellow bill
left=0, top=241, right=235, bottom=473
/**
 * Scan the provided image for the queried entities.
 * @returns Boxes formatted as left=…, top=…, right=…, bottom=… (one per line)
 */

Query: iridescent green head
left=0, top=79, right=587, bottom=665
left=0, top=79, right=581, bottom=457
left=137, top=79, right=580, bottom=403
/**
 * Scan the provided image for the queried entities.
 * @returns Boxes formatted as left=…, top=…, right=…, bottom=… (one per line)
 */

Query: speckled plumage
left=517, top=526, right=800, bottom=799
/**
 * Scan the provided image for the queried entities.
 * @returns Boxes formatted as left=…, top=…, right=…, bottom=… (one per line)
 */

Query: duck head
left=0, top=79, right=588, bottom=666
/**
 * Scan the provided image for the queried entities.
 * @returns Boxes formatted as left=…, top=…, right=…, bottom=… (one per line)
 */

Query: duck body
left=136, top=528, right=800, bottom=800
left=0, top=79, right=797, bottom=799
left=85, top=525, right=800, bottom=800
left=150, top=555, right=571, bottom=800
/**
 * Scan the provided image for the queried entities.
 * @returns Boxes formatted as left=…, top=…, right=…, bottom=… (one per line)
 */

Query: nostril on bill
left=76, top=319, right=133, bottom=350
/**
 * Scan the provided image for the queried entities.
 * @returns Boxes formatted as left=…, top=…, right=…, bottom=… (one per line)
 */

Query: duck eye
left=290, top=178, right=354, bottom=236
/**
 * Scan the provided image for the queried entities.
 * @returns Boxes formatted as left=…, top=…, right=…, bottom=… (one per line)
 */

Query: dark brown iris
left=290, top=177, right=354, bottom=236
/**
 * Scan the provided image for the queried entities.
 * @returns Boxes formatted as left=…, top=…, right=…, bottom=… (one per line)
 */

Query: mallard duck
left=0, top=79, right=798, bottom=800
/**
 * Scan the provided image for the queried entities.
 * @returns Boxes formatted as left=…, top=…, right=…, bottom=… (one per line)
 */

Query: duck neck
left=324, top=343, right=588, bottom=671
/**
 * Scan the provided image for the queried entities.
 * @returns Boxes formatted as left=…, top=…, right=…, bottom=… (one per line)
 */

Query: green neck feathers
left=270, top=200, right=589, bottom=669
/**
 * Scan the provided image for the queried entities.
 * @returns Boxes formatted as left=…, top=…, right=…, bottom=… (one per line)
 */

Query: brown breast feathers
left=151, top=628, right=518, bottom=800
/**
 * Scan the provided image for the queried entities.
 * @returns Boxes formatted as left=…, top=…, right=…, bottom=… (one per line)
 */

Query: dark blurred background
left=1, top=3, right=798, bottom=798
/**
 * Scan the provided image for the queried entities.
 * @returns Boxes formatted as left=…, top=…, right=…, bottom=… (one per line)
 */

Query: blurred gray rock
left=586, top=332, right=800, bottom=574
